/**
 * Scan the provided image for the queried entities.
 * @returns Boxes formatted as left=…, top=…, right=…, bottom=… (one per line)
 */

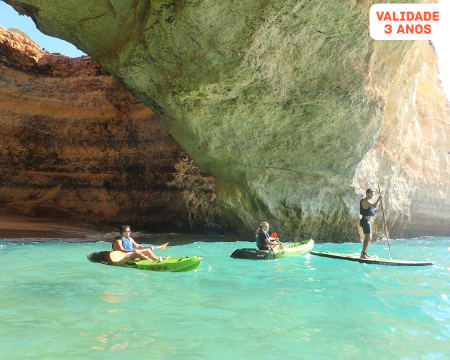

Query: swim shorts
left=359, top=218, right=371, bottom=235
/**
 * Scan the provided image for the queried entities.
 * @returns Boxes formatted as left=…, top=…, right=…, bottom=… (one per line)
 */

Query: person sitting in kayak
left=112, top=225, right=168, bottom=261
left=359, top=188, right=382, bottom=259
left=255, top=221, right=285, bottom=251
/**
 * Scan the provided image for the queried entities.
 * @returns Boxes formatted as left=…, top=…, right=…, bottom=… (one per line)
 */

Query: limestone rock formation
left=353, top=41, right=450, bottom=238
left=3, top=0, right=449, bottom=241
left=0, top=26, right=227, bottom=232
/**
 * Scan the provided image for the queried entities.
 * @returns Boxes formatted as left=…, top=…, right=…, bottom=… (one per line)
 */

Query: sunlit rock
left=3, top=0, right=449, bottom=241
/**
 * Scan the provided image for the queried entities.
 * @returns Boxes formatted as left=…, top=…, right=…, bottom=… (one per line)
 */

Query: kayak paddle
left=157, top=242, right=169, bottom=250
left=109, top=251, right=127, bottom=263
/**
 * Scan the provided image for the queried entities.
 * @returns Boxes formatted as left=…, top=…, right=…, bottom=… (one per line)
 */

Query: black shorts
left=359, top=218, right=371, bottom=235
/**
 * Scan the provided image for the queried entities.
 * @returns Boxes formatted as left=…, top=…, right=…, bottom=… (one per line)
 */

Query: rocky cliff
left=0, top=26, right=227, bottom=233
left=353, top=40, right=450, bottom=238
left=2, top=0, right=449, bottom=241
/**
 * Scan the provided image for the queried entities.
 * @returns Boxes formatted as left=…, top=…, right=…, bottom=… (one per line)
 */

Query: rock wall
left=353, top=41, right=450, bottom=238
left=0, top=26, right=228, bottom=232
left=2, top=0, right=449, bottom=241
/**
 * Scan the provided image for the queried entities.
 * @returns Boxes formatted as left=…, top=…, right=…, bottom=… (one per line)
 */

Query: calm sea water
left=0, top=236, right=448, bottom=360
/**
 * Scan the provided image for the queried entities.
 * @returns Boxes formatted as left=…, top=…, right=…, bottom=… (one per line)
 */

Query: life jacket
left=256, top=231, right=270, bottom=250
left=360, top=199, right=376, bottom=217
left=120, top=236, right=133, bottom=251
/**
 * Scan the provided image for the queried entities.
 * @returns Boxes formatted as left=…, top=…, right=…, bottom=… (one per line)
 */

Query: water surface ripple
left=0, top=237, right=448, bottom=360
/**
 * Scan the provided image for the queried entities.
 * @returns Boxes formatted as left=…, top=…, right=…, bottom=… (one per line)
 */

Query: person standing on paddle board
left=359, top=189, right=382, bottom=259
left=255, top=221, right=285, bottom=252
left=112, top=225, right=168, bottom=261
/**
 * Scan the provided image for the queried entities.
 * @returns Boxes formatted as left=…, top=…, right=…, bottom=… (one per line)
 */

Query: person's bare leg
left=361, top=234, right=371, bottom=258
left=140, top=249, right=168, bottom=261
left=127, top=251, right=151, bottom=261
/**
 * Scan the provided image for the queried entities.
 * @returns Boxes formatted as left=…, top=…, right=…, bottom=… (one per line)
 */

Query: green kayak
left=88, top=251, right=202, bottom=272
left=231, top=239, right=314, bottom=260
left=132, top=256, right=202, bottom=272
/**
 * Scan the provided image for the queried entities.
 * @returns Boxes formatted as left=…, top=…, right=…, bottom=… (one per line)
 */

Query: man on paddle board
left=112, top=225, right=168, bottom=261
left=359, top=189, right=382, bottom=259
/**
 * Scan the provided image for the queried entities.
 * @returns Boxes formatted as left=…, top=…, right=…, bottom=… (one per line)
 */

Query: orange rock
left=0, top=28, right=227, bottom=234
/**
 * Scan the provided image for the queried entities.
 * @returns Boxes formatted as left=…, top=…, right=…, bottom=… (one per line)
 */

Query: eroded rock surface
left=2, top=0, right=449, bottom=241
left=353, top=41, right=450, bottom=238
left=0, top=26, right=227, bottom=232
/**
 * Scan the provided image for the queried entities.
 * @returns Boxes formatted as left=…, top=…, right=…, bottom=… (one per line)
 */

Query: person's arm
left=265, top=234, right=279, bottom=246
left=269, top=236, right=284, bottom=248
left=131, top=238, right=154, bottom=251
left=269, top=236, right=281, bottom=244
left=136, top=244, right=155, bottom=250
left=374, top=194, right=383, bottom=213
left=112, top=238, right=122, bottom=251
left=362, top=196, right=382, bottom=210
left=130, top=238, right=160, bottom=260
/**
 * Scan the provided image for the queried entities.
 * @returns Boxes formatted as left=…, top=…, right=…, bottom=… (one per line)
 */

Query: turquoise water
left=0, top=236, right=449, bottom=360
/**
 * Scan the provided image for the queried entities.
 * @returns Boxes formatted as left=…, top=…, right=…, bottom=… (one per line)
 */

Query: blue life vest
left=360, top=199, right=376, bottom=217
left=121, top=236, right=133, bottom=251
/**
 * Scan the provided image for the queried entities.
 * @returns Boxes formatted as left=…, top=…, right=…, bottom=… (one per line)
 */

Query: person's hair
left=120, top=225, right=131, bottom=234
left=255, top=221, right=269, bottom=233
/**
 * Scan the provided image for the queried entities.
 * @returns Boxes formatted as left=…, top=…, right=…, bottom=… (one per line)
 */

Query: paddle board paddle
left=378, top=185, right=392, bottom=259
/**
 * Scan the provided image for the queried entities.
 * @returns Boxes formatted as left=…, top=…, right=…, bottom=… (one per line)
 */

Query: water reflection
left=99, top=292, right=125, bottom=304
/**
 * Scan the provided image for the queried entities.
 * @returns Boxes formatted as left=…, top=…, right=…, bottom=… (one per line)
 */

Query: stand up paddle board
left=310, top=251, right=433, bottom=266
